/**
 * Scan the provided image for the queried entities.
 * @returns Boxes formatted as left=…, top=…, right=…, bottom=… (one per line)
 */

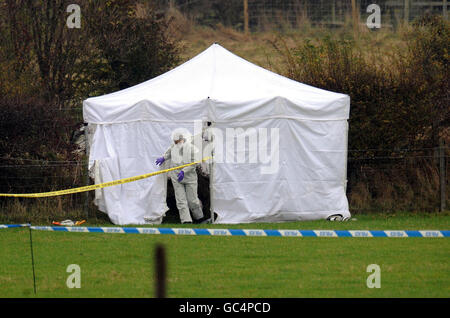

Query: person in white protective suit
left=155, top=131, right=206, bottom=224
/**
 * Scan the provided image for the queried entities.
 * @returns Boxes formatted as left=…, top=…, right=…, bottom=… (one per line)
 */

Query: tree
left=0, top=0, right=180, bottom=104
left=17, top=0, right=89, bottom=104
left=85, top=0, right=180, bottom=94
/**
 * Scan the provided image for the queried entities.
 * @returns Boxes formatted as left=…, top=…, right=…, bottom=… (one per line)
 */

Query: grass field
left=0, top=213, right=449, bottom=298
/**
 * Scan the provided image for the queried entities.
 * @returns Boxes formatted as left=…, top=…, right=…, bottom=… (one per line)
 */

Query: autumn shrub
left=275, top=14, right=449, bottom=212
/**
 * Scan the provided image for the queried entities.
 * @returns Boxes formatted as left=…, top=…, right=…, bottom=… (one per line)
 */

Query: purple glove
left=177, top=170, right=184, bottom=182
left=155, top=157, right=165, bottom=166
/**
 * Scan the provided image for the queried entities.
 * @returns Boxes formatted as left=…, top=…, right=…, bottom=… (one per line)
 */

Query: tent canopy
left=84, top=43, right=349, bottom=124
left=83, top=43, right=351, bottom=225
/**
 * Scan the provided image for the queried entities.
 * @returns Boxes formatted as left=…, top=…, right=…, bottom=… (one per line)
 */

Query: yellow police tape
left=0, top=156, right=212, bottom=198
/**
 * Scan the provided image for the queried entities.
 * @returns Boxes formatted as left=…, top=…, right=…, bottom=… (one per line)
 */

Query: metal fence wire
left=163, top=0, right=448, bottom=31
left=346, top=147, right=449, bottom=213
left=0, top=147, right=448, bottom=222
left=247, top=0, right=448, bottom=30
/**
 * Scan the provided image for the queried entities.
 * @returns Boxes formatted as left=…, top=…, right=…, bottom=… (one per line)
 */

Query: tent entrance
left=162, top=169, right=211, bottom=224
left=162, top=120, right=215, bottom=224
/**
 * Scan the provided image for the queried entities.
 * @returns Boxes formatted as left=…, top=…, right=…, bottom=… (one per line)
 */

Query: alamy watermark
left=169, top=120, right=279, bottom=175
left=66, top=4, right=81, bottom=29
left=66, top=264, right=81, bottom=288
left=366, top=264, right=381, bottom=288
left=366, top=4, right=381, bottom=29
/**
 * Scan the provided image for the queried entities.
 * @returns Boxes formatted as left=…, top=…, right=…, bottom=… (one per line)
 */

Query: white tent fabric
left=83, top=43, right=350, bottom=225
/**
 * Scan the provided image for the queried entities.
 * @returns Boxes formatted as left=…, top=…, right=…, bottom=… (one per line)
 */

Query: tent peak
left=209, top=42, right=227, bottom=50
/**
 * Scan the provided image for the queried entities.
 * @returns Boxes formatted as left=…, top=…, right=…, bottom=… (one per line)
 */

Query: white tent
left=83, top=43, right=350, bottom=225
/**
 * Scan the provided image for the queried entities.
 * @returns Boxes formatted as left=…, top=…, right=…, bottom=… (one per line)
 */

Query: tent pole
left=209, top=123, right=215, bottom=224
left=84, top=123, right=90, bottom=221
left=345, top=120, right=349, bottom=194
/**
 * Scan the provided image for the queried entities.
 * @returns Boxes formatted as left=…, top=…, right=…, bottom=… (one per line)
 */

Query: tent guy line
left=0, top=157, right=211, bottom=198
left=0, top=224, right=448, bottom=238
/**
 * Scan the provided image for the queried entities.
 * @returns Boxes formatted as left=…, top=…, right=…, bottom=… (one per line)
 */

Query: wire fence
left=247, top=0, right=448, bottom=30
left=163, top=0, right=448, bottom=31
left=0, top=146, right=447, bottom=223
left=347, top=147, right=449, bottom=213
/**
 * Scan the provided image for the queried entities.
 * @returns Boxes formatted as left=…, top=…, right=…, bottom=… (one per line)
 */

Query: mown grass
left=160, top=211, right=450, bottom=230
left=0, top=213, right=449, bottom=298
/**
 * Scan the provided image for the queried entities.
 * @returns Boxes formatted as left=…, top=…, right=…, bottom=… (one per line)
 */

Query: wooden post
left=332, top=0, right=336, bottom=25
left=404, top=0, right=410, bottom=23
left=444, top=0, right=448, bottom=20
left=155, top=244, right=166, bottom=298
left=351, top=0, right=359, bottom=35
left=244, top=0, right=249, bottom=34
left=439, top=139, right=447, bottom=212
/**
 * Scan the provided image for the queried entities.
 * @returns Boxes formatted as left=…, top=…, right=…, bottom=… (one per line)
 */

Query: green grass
left=0, top=213, right=449, bottom=298
left=161, top=211, right=450, bottom=230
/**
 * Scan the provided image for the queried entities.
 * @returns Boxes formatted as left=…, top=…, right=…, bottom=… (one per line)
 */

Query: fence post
left=351, top=0, right=359, bottom=35
left=243, top=0, right=249, bottom=34
left=444, top=0, right=448, bottom=20
left=404, top=0, right=410, bottom=22
left=155, top=244, right=166, bottom=298
left=29, top=223, right=36, bottom=295
left=439, top=138, right=447, bottom=212
left=332, top=0, right=336, bottom=25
